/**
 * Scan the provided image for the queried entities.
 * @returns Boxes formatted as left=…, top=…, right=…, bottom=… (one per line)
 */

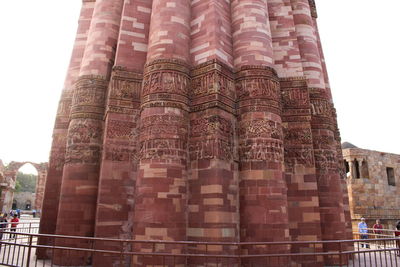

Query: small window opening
left=354, top=160, right=361, bottom=179
left=387, top=167, right=396, bottom=186
left=344, top=160, right=350, bottom=174
left=25, top=200, right=32, bottom=210
left=361, top=160, right=369, bottom=178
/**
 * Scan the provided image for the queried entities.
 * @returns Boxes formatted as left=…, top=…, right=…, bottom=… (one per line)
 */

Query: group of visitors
left=0, top=213, right=19, bottom=240
left=9, top=209, right=21, bottom=218
left=358, top=217, right=400, bottom=255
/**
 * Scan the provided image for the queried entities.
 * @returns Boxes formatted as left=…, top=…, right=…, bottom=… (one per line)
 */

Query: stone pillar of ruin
left=268, top=0, right=323, bottom=264
left=33, top=163, right=47, bottom=212
left=131, top=0, right=191, bottom=266
left=54, top=0, right=124, bottom=265
left=291, top=0, right=347, bottom=262
left=231, top=0, right=290, bottom=264
left=2, top=167, right=18, bottom=213
left=93, top=0, right=152, bottom=266
left=37, top=1, right=95, bottom=259
left=187, top=0, right=239, bottom=265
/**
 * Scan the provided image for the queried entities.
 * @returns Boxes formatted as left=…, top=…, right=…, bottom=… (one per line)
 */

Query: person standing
left=0, top=214, right=8, bottom=240
left=373, top=219, right=384, bottom=248
left=358, top=217, right=369, bottom=248
left=10, top=215, right=19, bottom=239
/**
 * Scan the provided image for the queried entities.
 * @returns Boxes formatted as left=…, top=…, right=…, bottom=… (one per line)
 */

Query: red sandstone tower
left=40, top=0, right=350, bottom=266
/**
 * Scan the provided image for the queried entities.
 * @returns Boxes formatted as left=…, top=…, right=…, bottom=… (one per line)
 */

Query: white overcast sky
left=0, top=0, right=399, bottom=174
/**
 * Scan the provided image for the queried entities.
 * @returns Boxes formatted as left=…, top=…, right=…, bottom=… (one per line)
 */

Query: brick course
left=41, top=0, right=349, bottom=266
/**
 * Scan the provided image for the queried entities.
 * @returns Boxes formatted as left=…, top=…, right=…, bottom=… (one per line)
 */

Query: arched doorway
left=12, top=199, right=17, bottom=210
left=25, top=200, right=32, bottom=210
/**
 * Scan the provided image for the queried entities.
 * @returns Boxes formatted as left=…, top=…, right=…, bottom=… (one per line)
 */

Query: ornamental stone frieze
left=40, top=0, right=350, bottom=266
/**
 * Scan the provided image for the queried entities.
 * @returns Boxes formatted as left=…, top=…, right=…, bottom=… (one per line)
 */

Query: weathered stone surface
left=40, top=0, right=350, bottom=266
left=343, top=147, right=400, bottom=231
left=37, top=1, right=96, bottom=260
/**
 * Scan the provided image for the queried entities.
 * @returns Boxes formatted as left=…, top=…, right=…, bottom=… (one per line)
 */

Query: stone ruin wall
left=0, top=160, right=15, bottom=213
left=13, top=192, right=35, bottom=210
left=0, top=160, right=48, bottom=214
left=343, top=148, right=400, bottom=231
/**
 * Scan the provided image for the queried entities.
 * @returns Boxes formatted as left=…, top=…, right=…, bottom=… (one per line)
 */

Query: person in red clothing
left=373, top=219, right=383, bottom=234
left=10, top=214, right=19, bottom=238
left=373, top=219, right=384, bottom=248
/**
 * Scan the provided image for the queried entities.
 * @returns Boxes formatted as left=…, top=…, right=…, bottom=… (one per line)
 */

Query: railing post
left=26, top=235, right=33, bottom=267
left=339, top=241, right=343, bottom=267
left=120, top=241, right=124, bottom=267
left=238, top=243, right=241, bottom=267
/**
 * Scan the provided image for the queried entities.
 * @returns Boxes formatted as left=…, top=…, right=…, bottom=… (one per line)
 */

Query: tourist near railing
left=354, top=227, right=400, bottom=237
left=0, top=221, right=39, bottom=238
left=0, top=225, right=399, bottom=266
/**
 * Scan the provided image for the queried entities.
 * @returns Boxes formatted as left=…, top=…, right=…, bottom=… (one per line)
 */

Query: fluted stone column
left=93, top=1, right=152, bottom=266
left=268, top=1, right=323, bottom=265
left=132, top=0, right=191, bottom=266
left=291, top=0, right=347, bottom=263
left=54, top=0, right=124, bottom=265
left=37, top=0, right=95, bottom=259
left=33, top=164, right=47, bottom=212
left=232, top=0, right=290, bottom=264
left=188, top=1, right=239, bottom=266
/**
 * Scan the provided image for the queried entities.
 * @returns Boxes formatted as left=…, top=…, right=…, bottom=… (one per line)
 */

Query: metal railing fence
left=0, top=226, right=399, bottom=266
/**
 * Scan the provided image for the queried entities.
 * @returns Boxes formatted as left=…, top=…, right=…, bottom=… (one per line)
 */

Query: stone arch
left=25, top=200, right=32, bottom=210
left=0, top=161, right=48, bottom=214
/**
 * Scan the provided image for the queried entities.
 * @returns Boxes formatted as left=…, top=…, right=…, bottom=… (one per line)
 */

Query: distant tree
left=15, top=180, right=22, bottom=192
left=15, top=172, right=36, bottom=193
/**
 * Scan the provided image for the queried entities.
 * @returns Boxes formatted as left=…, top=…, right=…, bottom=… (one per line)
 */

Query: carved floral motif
left=189, top=139, right=233, bottom=161
left=239, top=140, right=283, bottom=162
left=56, top=91, right=73, bottom=116
left=239, top=119, right=282, bottom=140
left=65, top=144, right=101, bottom=164
left=71, top=75, right=108, bottom=119
left=236, top=77, right=280, bottom=101
left=139, top=139, right=187, bottom=160
left=312, top=134, right=335, bottom=147
left=281, top=88, right=309, bottom=108
left=283, top=128, right=313, bottom=145
left=311, top=99, right=332, bottom=117
left=49, top=149, right=66, bottom=171
left=107, top=120, right=136, bottom=140
left=104, top=147, right=138, bottom=162
left=67, top=120, right=102, bottom=145
left=314, top=149, right=338, bottom=172
left=72, top=76, right=107, bottom=107
left=109, top=78, right=141, bottom=100
left=308, top=0, right=318, bottom=18
left=190, top=115, right=233, bottom=138
left=140, top=114, right=188, bottom=138
left=191, top=71, right=235, bottom=99
left=284, top=148, right=314, bottom=168
left=142, top=71, right=189, bottom=96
